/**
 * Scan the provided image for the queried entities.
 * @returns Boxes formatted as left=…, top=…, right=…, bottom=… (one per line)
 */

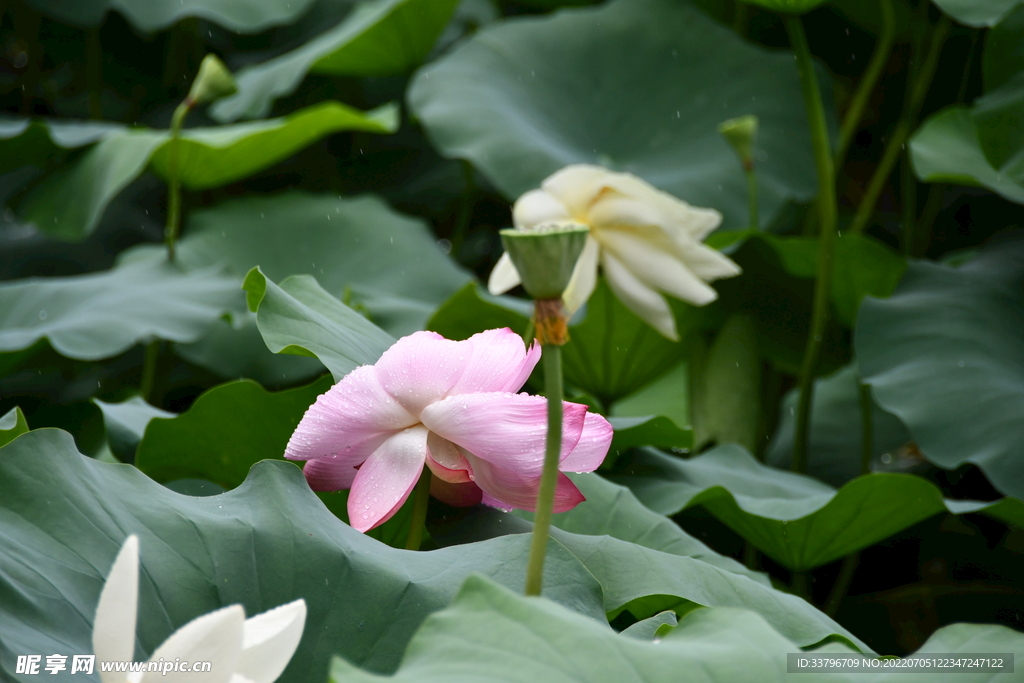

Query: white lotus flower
left=488, top=164, right=742, bottom=340
left=93, top=536, right=306, bottom=683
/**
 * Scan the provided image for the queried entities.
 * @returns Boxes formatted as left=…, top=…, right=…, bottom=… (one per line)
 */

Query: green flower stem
left=848, top=16, right=950, bottom=236
left=835, top=0, right=895, bottom=170
left=139, top=339, right=161, bottom=403
left=745, top=165, right=759, bottom=230
left=858, top=380, right=874, bottom=476
left=824, top=553, right=860, bottom=617
left=786, top=15, right=838, bottom=475
left=404, top=470, right=432, bottom=551
left=525, top=339, right=564, bottom=596
left=164, top=99, right=193, bottom=262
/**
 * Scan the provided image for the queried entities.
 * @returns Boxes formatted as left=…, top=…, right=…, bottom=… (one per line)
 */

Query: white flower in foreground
left=94, top=536, right=306, bottom=683
left=488, top=164, right=742, bottom=340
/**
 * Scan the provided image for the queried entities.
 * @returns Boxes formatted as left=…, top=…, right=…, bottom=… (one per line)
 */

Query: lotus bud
left=187, top=54, right=238, bottom=107
left=718, top=114, right=759, bottom=171
left=499, top=223, right=590, bottom=301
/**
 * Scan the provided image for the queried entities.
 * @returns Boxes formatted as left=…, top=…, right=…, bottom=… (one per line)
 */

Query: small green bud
left=187, top=54, right=238, bottom=106
left=718, top=115, right=759, bottom=170
left=500, top=223, right=590, bottom=300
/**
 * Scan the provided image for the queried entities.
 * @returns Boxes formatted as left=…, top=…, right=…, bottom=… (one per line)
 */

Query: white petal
left=599, top=228, right=719, bottom=307
left=486, top=252, right=522, bottom=295
left=600, top=171, right=722, bottom=240
left=136, top=605, right=245, bottom=683
left=562, top=235, right=600, bottom=316
left=541, top=165, right=609, bottom=219
left=512, top=189, right=570, bottom=229
left=94, top=535, right=139, bottom=683
left=677, top=240, right=742, bottom=281
left=601, top=250, right=679, bottom=340
left=236, top=600, right=307, bottom=683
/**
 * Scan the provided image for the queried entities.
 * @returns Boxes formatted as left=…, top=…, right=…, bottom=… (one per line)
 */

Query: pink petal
left=374, top=331, right=468, bottom=416
left=419, top=393, right=588, bottom=473
left=559, top=412, right=613, bottom=473
left=347, top=426, right=428, bottom=532
left=284, top=365, right=416, bottom=462
left=430, top=478, right=483, bottom=507
left=468, top=452, right=586, bottom=513
left=447, top=329, right=541, bottom=395
left=425, top=432, right=472, bottom=483
left=303, top=455, right=360, bottom=491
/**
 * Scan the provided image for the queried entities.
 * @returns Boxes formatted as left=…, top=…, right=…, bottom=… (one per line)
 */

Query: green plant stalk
left=835, top=0, right=895, bottom=170
left=164, top=100, right=193, bottom=261
left=824, top=553, right=860, bottom=617
left=524, top=343, right=563, bottom=596
left=858, top=380, right=873, bottom=475
left=745, top=165, right=759, bottom=230
left=848, top=16, right=950, bottom=235
left=404, top=470, right=432, bottom=550
left=786, top=15, right=838, bottom=475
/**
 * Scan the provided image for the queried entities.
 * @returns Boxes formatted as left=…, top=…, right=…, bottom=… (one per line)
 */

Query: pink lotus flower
left=285, top=328, right=613, bottom=532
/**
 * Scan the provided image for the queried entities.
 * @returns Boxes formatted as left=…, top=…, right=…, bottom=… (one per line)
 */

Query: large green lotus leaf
left=166, top=192, right=468, bottom=322
left=0, top=407, right=28, bottom=449
left=931, top=0, right=1023, bottom=27
left=22, top=0, right=318, bottom=32
left=332, top=576, right=1024, bottom=682
left=856, top=234, right=1024, bottom=500
left=983, top=5, right=1024, bottom=91
left=611, top=445, right=1024, bottom=571
left=0, top=429, right=606, bottom=682
left=136, top=376, right=330, bottom=487
left=427, top=282, right=531, bottom=339
left=94, top=396, right=174, bottom=462
left=731, top=232, right=906, bottom=328
left=765, top=363, right=912, bottom=487
left=691, top=314, right=762, bottom=453
left=430, top=507, right=866, bottom=649
left=910, top=106, right=1024, bottom=204
left=563, top=280, right=688, bottom=404
left=619, top=610, right=678, bottom=640
left=0, top=260, right=239, bottom=361
left=172, top=315, right=326, bottom=387
left=18, top=130, right=166, bottom=241
left=153, top=192, right=466, bottom=384
left=408, top=0, right=826, bottom=231
left=536, top=472, right=768, bottom=585
left=152, top=101, right=397, bottom=190
left=212, top=0, right=461, bottom=122
left=739, top=0, right=829, bottom=13
left=243, top=268, right=395, bottom=381
left=0, top=117, right=122, bottom=174
left=18, top=103, right=396, bottom=240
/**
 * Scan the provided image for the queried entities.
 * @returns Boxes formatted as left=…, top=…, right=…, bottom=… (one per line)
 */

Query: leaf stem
left=825, top=553, right=860, bottom=617
left=848, top=16, right=950, bottom=235
left=786, top=15, right=838, bottom=475
left=525, top=340, right=564, bottom=596
left=165, top=99, right=193, bottom=262
left=404, top=470, right=432, bottom=550
left=745, top=165, right=759, bottom=230
left=835, top=0, right=895, bottom=170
